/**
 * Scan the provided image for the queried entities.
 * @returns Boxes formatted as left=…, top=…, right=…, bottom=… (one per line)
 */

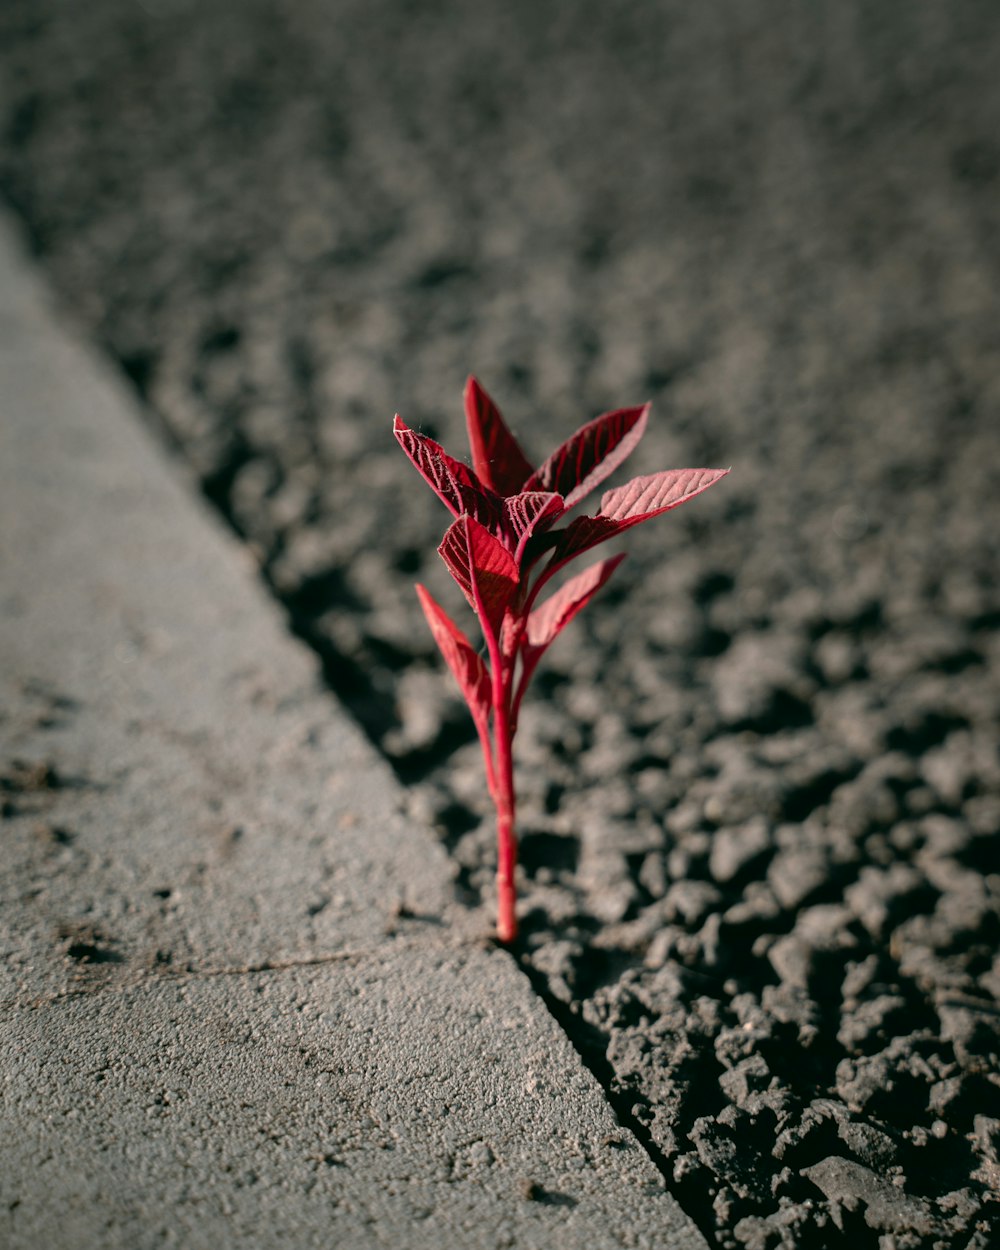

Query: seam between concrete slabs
left=0, top=206, right=708, bottom=1250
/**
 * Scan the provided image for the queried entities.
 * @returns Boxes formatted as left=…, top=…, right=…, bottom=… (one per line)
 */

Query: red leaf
left=553, top=466, right=730, bottom=563
left=464, top=376, right=535, bottom=496
left=503, top=491, right=564, bottom=562
left=415, top=584, right=491, bottom=721
left=524, top=403, right=650, bottom=508
left=600, top=467, right=731, bottom=526
left=438, top=515, right=520, bottom=637
left=394, top=415, right=501, bottom=529
left=526, top=553, right=626, bottom=650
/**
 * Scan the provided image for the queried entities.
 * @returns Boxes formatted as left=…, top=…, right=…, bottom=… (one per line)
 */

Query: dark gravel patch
left=2, top=1, right=999, bottom=1245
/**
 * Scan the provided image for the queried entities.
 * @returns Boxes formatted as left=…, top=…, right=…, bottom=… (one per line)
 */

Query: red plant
left=394, top=377, right=729, bottom=943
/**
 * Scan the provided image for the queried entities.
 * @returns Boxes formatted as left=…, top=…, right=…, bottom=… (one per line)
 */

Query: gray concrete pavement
left=0, top=208, right=707, bottom=1249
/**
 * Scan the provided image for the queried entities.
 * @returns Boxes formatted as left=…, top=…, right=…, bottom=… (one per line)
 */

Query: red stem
left=487, top=610, right=522, bottom=940
left=492, top=671, right=518, bottom=943
left=487, top=573, right=552, bottom=936
left=476, top=606, right=518, bottom=943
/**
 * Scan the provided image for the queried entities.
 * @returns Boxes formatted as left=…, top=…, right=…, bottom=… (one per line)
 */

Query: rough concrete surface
left=0, top=210, right=707, bottom=1250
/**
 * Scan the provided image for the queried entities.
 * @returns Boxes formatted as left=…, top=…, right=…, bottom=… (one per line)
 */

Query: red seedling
left=395, top=377, right=729, bottom=942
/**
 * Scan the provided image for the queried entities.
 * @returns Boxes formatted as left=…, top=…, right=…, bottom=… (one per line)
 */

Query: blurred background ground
left=1, top=2, right=998, bottom=1246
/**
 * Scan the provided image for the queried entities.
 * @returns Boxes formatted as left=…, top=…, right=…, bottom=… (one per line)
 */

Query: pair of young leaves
left=394, top=377, right=729, bottom=735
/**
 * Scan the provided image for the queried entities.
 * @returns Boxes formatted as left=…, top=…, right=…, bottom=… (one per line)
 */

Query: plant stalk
left=491, top=659, right=518, bottom=943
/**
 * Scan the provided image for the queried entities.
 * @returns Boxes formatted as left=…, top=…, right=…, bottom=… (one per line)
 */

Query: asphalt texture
left=1, top=2, right=999, bottom=1247
left=0, top=209, right=707, bottom=1250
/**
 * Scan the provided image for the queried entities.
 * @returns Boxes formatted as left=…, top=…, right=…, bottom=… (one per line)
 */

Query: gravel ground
left=2, top=1, right=999, bottom=1246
